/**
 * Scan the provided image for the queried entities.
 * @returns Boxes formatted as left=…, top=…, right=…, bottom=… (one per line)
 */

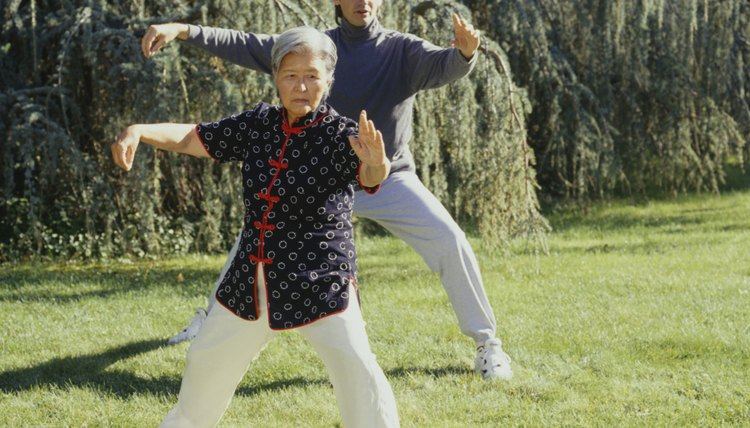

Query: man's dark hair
left=335, top=5, right=343, bottom=24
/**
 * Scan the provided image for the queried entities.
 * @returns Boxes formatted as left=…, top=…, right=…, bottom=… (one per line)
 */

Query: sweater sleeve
left=184, top=25, right=277, bottom=75
left=402, top=34, right=478, bottom=93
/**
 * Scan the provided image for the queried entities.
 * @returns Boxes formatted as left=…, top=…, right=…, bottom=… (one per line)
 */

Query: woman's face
left=275, top=52, right=331, bottom=124
left=334, top=0, right=382, bottom=27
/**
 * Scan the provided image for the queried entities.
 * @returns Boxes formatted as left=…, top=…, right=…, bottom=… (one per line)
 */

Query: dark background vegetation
left=1, top=0, right=747, bottom=261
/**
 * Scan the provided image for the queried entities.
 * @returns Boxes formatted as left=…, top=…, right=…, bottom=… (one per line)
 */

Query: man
left=142, top=0, right=512, bottom=380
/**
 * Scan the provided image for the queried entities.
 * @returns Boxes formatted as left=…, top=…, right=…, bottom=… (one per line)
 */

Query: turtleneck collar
left=339, top=17, right=381, bottom=42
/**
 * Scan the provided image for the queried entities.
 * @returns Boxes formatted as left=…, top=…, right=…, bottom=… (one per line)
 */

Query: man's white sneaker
left=474, top=338, right=513, bottom=380
left=167, top=307, right=207, bottom=346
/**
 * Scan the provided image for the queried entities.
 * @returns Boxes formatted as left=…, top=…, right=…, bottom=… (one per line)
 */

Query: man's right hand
left=141, top=23, right=189, bottom=58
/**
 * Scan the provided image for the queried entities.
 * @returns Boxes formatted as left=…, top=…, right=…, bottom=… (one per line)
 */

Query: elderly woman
left=112, top=27, right=399, bottom=428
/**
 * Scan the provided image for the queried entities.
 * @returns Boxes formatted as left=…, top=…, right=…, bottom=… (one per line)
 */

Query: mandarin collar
left=340, top=17, right=380, bottom=42
left=283, top=103, right=330, bottom=129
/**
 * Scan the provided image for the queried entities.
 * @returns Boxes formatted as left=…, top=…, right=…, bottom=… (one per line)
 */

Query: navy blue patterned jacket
left=196, top=102, right=378, bottom=329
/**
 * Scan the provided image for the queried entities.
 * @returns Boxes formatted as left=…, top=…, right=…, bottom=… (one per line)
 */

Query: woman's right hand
left=141, top=23, right=189, bottom=58
left=349, top=110, right=386, bottom=168
left=111, top=125, right=141, bottom=171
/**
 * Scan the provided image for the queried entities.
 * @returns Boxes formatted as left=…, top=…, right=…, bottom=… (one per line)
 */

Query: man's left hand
left=452, top=13, right=480, bottom=60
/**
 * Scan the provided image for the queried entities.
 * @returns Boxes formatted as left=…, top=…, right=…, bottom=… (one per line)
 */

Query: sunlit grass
left=1, top=190, right=749, bottom=426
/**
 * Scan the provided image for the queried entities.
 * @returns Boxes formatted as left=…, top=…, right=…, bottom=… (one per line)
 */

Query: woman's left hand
left=349, top=110, right=387, bottom=168
left=451, top=13, right=480, bottom=60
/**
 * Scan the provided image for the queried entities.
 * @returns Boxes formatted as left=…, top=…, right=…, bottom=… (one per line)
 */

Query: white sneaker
left=167, top=307, right=207, bottom=346
left=474, top=338, right=513, bottom=380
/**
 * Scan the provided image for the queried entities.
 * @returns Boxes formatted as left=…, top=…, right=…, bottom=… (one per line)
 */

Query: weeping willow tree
left=0, top=0, right=545, bottom=260
left=470, top=0, right=750, bottom=198
left=409, top=1, right=548, bottom=246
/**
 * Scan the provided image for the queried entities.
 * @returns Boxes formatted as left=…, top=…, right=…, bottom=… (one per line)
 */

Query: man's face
left=334, top=0, right=382, bottom=27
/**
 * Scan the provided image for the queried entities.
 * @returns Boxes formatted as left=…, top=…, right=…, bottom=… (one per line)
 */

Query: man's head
left=334, top=0, right=383, bottom=27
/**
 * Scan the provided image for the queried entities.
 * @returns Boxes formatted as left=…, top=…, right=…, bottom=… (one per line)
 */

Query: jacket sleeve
left=184, top=25, right=277, bottom=75
left=195, top=102, right=265, bottom=163
left=402, top=34, right=478, bottom=93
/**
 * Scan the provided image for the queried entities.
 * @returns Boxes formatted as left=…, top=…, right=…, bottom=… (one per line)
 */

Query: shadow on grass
left=234, top=365, right=471, bottom=396
left=552, top=211, right=711, bottom=234
left=631, top=337, right=749, bottom=364
left=0, top=265, right=218, bottom=304
left=1, top=337, right=470, bottom=398
left=0, top=338, right=179, bottom=397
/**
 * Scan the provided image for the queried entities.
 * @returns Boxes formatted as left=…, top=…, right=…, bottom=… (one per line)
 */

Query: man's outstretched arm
left=406, top=13, right=481, bottom=92
left=141, top=22, right=276, bottom=74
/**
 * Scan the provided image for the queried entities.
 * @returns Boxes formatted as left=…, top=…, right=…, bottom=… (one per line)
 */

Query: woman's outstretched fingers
left=141, top=26, right=157, bottom=57
left=113, top=144, right=128, bottom=171
left=367, top=119, right=376, bottom=140
left=359, top=110, right=369, bottom=139
left=111, top=140, right=127, bottom=171
left=371, top=130, right=384, bottom=151
left=359, top=110, right=376, bottom=143
left=111, top=126, right=140, bottom=171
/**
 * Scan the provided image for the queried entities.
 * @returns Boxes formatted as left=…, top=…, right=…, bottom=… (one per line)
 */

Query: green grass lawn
left=1, top=190, right=749, bottom=427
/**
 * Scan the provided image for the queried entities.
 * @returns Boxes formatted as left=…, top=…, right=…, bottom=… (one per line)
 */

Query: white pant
left=207, top=171, right=497, bottom=345
left=161, top=266, right=399, bottom=428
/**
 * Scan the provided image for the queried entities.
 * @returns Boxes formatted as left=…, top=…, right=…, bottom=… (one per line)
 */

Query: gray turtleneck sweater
left=186, top=19, right=477, bottom=174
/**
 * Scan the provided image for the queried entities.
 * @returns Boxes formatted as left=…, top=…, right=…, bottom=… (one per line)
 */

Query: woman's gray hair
left=271, top=26, right=338, bottom=99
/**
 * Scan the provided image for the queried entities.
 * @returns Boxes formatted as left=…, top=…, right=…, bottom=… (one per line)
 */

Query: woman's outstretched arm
left=111, top=124, right=207, bottom=171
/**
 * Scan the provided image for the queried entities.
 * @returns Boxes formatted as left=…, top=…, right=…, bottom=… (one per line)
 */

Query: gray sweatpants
left=207, top=171, right=497, bottom=345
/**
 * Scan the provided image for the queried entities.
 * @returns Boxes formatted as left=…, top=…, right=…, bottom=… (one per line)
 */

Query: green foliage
left=0, top=0, right=545, bottom=259
left=0, top=1, right=251, bottom=260
left=471, top=0, right=750, bottom=198
left=7, top=0, right=748, bottom=259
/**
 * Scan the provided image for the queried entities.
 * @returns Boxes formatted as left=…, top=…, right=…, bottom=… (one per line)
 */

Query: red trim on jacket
left=193, top=125, right=220, bottom=163
left=251, top=109, right=328, bottom=286
left=357, top=162, right=381, bottom=194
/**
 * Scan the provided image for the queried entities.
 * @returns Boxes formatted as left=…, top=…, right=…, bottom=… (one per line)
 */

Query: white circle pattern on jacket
left=196, top=102, right=379, bottom=329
